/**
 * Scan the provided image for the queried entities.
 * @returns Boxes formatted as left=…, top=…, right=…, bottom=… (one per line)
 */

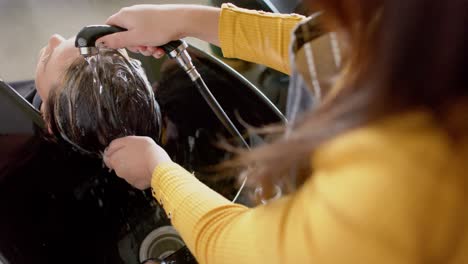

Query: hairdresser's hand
left=97, top=4, right=221, bottom=59
left=103, top=136, right=172, bottom=190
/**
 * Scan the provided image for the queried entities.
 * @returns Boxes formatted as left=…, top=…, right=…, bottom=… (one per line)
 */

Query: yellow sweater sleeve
left=218, top=3, right=305, bottom=74
left=152, top=162, right=313, bottom=263
left=151, top=112, right=465, bottom=264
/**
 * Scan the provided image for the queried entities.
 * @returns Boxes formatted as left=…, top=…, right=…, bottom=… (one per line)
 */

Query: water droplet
left=116, top=70, right=128, bottom=82
left=188, top=136, right=195, bottom=152
left=85, top=55, right=102, bottom=94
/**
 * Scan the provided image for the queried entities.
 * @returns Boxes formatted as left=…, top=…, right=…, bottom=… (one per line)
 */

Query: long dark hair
left=43, top=49, right=162, bottom=157
left=234, top=0, right=468, bottom=194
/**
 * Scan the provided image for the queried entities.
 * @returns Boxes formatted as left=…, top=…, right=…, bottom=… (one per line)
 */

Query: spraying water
left=84, top=55, right=103, bottom=94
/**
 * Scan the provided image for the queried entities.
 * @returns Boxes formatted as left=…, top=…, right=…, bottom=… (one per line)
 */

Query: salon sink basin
left=0, top=46, right=284, bottom=264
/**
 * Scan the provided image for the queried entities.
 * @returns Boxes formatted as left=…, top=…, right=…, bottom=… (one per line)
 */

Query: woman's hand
left=97, top=4, right=221, bottom=58
left=103, top=136, right=172, bottom=190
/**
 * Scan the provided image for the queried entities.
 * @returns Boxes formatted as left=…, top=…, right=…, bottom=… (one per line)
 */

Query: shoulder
left=310, top=111, right=461, bottom=203
left=313, top=111, right=454, bottom=172
left=301, top=111, right=466, bottom=261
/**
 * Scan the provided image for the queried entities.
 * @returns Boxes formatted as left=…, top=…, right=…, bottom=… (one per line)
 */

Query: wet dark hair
left=43, top=49, right=162, bottom=157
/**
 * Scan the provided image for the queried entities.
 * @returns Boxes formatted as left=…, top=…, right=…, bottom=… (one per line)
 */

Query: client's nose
left=48, top=34, right=65, bottom=49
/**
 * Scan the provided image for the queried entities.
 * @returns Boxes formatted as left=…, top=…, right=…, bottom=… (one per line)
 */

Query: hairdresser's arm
left=104, top=133, right=415, bottom=263
left=98, top=4, right=304, bottom=74
left=98, top=5, right=221, bottom=49
left=218, top=4, right=305, bottom=74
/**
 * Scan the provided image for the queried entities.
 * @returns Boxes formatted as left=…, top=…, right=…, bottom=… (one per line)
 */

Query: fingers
left=138, top=46, right=152, bottom=56
left=102, top=154, right=114, bottom=171
left=105, top=11, right=122, bottom=27
left=152, top=48, right=165, bottom=59
left=102, top=138, right=127, bottom=171
left=96, top=30, right=137, bottom=49
left=104, top=135, right=146, bottom=159
left=105, top=137, right=129, bottom=158
left=127, top=46, right=165, bottom=58
left=133, top=179, right=150, bottom=190
left=139, top=46, right=165, bottom=58
left=127, top=46, right=140, bottom=53
left=100, top=7, right=141, bottom=49
left=144, top=46, right=158, bottom=55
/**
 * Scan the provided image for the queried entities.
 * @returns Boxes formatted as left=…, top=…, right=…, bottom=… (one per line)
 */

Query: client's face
left=35, top=34, right=79, bottom=105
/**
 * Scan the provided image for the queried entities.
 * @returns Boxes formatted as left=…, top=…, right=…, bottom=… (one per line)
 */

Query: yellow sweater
left=151, top=4, right=468, bottom=264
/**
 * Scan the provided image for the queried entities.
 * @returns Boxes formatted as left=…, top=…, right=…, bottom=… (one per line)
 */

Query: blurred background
left=0, top=0, right=210, bottom=82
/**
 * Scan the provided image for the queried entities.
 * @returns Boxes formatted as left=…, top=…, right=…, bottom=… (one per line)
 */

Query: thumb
left=97, top=30, right=137, bottom=49
left=103, top=153, right=113, bottom=171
